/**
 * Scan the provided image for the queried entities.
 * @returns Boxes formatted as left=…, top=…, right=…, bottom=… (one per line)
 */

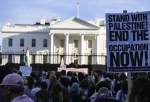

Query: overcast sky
left=0, top=0, right=150, bottom=26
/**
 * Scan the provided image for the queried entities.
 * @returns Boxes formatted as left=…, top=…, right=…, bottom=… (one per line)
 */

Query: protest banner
left=106, top=11, right=150, bottom=72
left=58, top=67, right=88, bottom=74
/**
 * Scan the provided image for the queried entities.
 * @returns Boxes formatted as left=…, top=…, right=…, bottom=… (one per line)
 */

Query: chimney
left=123, top=10, right=127, bottom=13
left=95, top=18, right=105, bottom=26
left=50, top=17, right=61, bottom=25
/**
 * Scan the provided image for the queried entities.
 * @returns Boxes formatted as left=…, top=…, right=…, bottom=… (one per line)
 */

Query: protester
left=95, top=87, right=118, bottom=102
left=51, top=81, right=64, bottom=102
left=31, top=81, right=41, bottom=96
left=70, top=82, right=81, bottom=102
left=0, top=67, right=13, bottom=102
left=116, top=80, right=128, bottom=102
left=2, top=67, right=150, bottom=102
left=0, top=73, right=34, bottom=102
left=36, top=81, right=50, bottom=102
left=80, top=79, right=89, bottom=102
left=129, top=77, right=150, bottom=102
left=25, top=76, right=35, bottom=100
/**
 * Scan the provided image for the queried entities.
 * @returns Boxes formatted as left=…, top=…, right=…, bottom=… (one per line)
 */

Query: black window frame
left=20, top=39, right=24, bottom=47
left=8, top=54, right=12, bottom=63
left=32, top=39, right=36, bottom=47
left=8, top=38, right=13, bottom=47
left=43, top=39, right=48, bottom=47
left=32, top=54, right=36, bottom=64
left=43, top=55, right=48, bottom=63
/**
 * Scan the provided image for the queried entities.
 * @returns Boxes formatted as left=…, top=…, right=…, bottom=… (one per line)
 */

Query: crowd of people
left=0, top=68, right=150, bottom=102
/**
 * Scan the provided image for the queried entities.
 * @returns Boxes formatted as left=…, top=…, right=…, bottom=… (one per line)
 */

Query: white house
left=0, top=17, right=106, bottom=65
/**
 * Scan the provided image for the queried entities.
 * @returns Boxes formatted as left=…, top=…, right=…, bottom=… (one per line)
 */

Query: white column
left=96, top=34, right=100, bottom=64
left=50, top=34, right=54, bottom=64
left=65, top=34, right=69, bottom=65
left=80, top=34, right=84, bottom=65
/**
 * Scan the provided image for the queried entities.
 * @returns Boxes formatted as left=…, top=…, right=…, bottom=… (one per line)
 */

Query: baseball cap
left=0, top=73, right=24, bottom=87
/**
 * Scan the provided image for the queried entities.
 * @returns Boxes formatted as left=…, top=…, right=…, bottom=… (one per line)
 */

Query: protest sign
left=106, top=11, right=150, bottom=72
left=19, top=66, right=32, bottom=76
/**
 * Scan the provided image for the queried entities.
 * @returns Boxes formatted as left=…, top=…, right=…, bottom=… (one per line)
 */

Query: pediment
left=50, top=17, right=99, bottom=30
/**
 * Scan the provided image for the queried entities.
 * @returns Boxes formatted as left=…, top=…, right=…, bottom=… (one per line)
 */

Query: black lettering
left=121, top=52, right=129, bottom=66
left=110, top=52, right=120, bottom=67
left=108, top=15, right=113, bottom=22
left=130, top=51, right=143, bottom=66
left=109, top=23, right=113, bottom=30
left=109, top=31, right=129, bottom=41
left=131, top=14, right=147, bottom=21
left=145, top=51, right=148, bottom=66
left=132, top=30, right=149, bottom=41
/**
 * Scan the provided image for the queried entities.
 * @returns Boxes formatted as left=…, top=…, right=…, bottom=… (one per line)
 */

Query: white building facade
left=0, top=17, right=106, bottom=65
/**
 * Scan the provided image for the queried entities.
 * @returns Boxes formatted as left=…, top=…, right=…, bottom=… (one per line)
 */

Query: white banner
left=58, top=67, right=88, bottom=74
left=106, top=11, right=150, bottom=72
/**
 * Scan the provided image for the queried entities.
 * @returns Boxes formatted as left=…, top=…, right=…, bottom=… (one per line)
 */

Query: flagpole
left=76, top=0, right=80, bottom=18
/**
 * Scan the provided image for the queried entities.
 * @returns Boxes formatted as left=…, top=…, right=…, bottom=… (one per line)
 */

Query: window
left=32, top=39, right=36, bottom=47
left=74, top=59, right=78, bottom=65
left=43, top=39, right=48, bottom=47
left=60, top=40, right=64, bottom=47
left=8, top=38, right=13, bottom=47
left=88, top=40, right=92, bottom=48
left=8, top=54, right=12, bottom=63
left=74, top=40, right=78, bottom=48
left=43, top=55, right=48, bottom=63
left=32, top=55, right=36, bottom=64
left=20, top=54, right=24, bottom=64
left=88, top=55, right=92, bottom=65
left=20, top=39, right=24, bottom=47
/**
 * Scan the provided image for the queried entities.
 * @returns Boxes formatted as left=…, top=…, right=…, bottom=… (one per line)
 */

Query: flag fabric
left=25, top=49, right=30, bottom=66
left=60, top=57, right=66, bottom=68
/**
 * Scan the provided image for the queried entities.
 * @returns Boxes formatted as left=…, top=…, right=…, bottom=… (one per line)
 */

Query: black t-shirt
left=36, top=90, right=49, bottom=102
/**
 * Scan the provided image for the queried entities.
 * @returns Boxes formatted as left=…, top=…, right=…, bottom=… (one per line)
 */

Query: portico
left=49, top=17, right=100, bottom=65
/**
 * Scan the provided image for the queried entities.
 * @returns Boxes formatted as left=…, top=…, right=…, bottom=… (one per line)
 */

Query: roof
left=50, top=17, right=99, bottom=30
left=1, top=17, right=100, bottom=33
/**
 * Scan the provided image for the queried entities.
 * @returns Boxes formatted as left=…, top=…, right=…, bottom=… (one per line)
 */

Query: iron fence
left=0, top=53, right=106, bottom=65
